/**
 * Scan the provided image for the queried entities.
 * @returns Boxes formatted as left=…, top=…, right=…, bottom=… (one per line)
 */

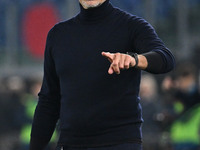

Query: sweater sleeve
left=130, top=17, right=175, bottom=74
left=30, top=27, right=61, bottom=150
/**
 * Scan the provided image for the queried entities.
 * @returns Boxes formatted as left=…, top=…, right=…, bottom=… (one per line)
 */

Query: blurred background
left=0, top=0, right=199, bottom=150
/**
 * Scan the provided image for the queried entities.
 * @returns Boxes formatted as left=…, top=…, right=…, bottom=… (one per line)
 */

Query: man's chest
left=52, top=23, right=132, bottom=77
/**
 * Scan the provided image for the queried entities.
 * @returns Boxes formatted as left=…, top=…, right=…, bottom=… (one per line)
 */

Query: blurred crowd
left=0, top=76, right=58, bottom=150
left=0, top=0, right=200, bottom=150
left=0, top=60, right=199, bottom=150
left=140, top=46, right=200, bottom=150
left=140, top=63, right=200, bottom=150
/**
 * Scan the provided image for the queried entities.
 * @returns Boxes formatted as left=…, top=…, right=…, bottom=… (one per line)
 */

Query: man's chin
left=82, top=2, right=102, bottom=9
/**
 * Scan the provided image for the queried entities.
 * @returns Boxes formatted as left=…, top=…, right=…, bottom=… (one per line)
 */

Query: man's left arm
left=102, top=52, right=147, bottom=74
left=101, top=50, right=174, bottom=74
left=102, top=17, right=175, bottom=74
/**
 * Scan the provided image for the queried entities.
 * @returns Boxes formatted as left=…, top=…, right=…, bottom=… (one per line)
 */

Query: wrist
left=126, top=52, right=148, bottom=70
left=126, top=52, right=139, bottom=68
left=137, top=55, right=148, bottom=70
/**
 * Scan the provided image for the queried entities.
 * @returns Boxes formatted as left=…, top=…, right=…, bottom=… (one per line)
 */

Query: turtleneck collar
left=78, top=0, right=113, bottom=22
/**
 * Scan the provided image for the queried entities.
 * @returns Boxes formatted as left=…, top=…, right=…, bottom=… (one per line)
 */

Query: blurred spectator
left=162, top=62, right=200, bottom=150
left=19, top=79, right=41, bottom=150
left=19, top=78, right=58, bottom=150
left=173, top=62, right=199, bottom=110
left=0, top=76, right=25, bottom=150
left=140, top=74, right=163, bottom=150
left=0, top=76, right=59, bottom=150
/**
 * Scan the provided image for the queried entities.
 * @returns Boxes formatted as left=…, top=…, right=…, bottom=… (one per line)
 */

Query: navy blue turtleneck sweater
left=30, top=1, right=175, bottom=149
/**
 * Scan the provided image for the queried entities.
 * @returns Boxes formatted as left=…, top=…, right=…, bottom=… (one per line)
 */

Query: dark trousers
left=56, top=143, right=142, bottom=150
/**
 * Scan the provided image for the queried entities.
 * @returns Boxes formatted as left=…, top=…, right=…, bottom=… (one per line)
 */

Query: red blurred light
left=22, top=2, right=59, bottom=59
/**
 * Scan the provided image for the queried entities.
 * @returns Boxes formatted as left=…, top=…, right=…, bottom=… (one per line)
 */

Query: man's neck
left=79, top=0, right=112, bottom=22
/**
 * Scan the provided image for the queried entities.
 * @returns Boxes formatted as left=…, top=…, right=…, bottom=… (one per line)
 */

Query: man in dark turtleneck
left=30, top=0, right=175, bottom=150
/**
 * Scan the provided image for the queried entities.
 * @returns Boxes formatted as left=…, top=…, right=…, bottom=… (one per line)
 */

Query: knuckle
left=127, top=55, right=132, bottom=59
left=125, top=65, right=129, bottom=68
left=112, top=62, right=118, bottom=66
left=121, top=54, right=126, bottom=59
left=119, top=64, right=124, bottom=69
left=115, top=53, right=121, bottom=57
left=124, top=63, right=129, bottom=68
left=112, top=63, right=117, bottom=66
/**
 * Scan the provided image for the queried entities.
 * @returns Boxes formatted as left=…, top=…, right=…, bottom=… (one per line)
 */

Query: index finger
left=101, top=52, right=114, bottom=62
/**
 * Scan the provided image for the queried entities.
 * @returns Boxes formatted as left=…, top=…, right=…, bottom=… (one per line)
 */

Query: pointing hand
left=101, top=52, right=136, bottom=74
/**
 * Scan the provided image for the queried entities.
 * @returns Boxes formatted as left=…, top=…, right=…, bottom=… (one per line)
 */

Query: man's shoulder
left=112, top=7, right=146, bottom=24
left=47, top=15, right=78, bottom=36
left=113, top=7, right=134, bottom=17
left=54, top=16, right=78, bottom=29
